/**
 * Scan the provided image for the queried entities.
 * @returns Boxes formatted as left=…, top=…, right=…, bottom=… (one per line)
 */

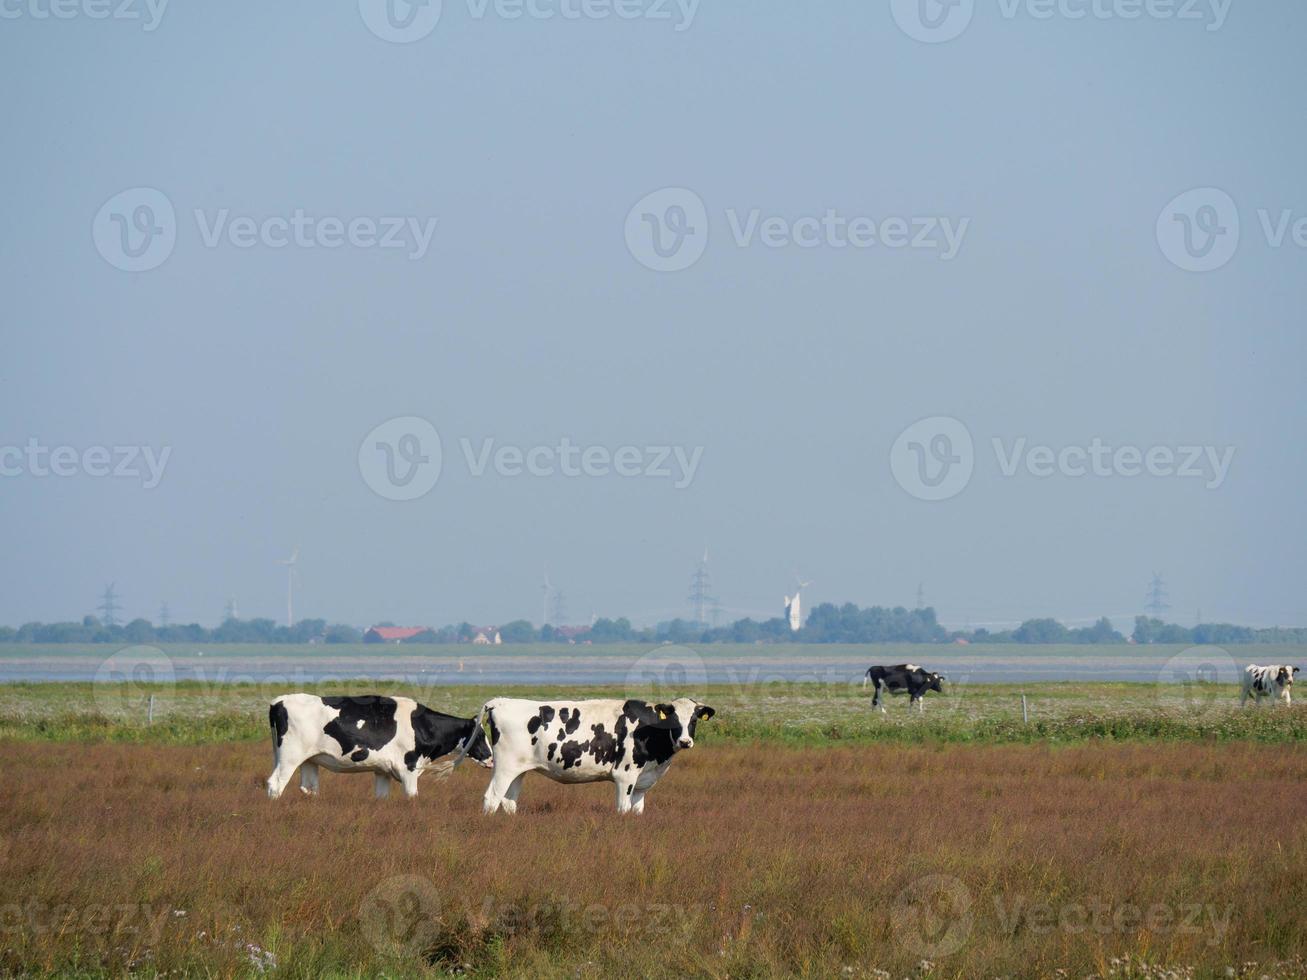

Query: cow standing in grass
left=455, top=697, right=715, bottom=815
left=863, top=664, right=945, bottom=713
left=1241, top=664, right=1298, bottom=707
left=266, top=694, right=492, bottom=799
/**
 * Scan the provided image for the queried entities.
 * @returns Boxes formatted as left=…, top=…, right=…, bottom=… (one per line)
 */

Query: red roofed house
left=364, top=626, right=427, bottom=644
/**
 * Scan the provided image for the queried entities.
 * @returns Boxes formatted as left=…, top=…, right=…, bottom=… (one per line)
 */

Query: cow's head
left=1278, top=666, right=1298, bottom=689
left=927, top=672, right=945, bottom=694
left=460, top=720, right=494, bottom=769
left=655, top=698, right=716, bottom=751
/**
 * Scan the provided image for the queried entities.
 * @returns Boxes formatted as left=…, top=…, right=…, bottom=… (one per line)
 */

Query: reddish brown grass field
left=2, top=741, right=1304, bottom=978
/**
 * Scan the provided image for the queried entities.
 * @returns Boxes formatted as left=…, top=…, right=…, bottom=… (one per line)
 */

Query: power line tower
left=549, top=589, right=567, bottom=627
left=98, top=584, right=121, bottom=627
left=915, top=582, right=925, bottom=610
left=158, top=602, right=170, bottom=628
left=687, top=549, right=716, bottom=626
left=224, top=596, right=238, bottom=622
left=1144, top=573, right=1170, bottom=618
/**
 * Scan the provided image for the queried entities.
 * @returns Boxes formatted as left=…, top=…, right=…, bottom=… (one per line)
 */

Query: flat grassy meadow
left=1, top=663, right=1304, bottom=977
left=1, top=677, right=1304, bottom=746
left=2, top=739, right=1304, bottom=979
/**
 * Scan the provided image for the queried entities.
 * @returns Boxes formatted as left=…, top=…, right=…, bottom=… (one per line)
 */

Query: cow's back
left=489, top=698, right=630, bottom=783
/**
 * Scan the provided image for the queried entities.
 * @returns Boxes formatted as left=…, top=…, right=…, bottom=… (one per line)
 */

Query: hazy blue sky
left=2, top=0, right=1303, bottom=630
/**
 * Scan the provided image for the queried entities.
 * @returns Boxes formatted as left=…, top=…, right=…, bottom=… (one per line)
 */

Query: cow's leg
left=872, top=682, right=884, bottom=713
left=266, top=753, right=304, bottom=800
left=1240, top=687, right=1249, bottom=707
left=298, top=761, right=320, bottom=796
left=614, top=778, right=635, bottom=814
left=374, top=773, right=392, bottom=799
left=499, top=773, right=527, bottom=815
left=483, top=767, right=520, bottom=815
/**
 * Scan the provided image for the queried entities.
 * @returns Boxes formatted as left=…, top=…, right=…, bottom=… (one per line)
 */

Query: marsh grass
left=0, top=741, right=1304, bottom=978
left=0, top=681, right=1302, bottom=746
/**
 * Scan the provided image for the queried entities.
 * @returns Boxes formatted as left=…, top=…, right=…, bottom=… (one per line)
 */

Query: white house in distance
left=471, top=626, right=502, bottom=645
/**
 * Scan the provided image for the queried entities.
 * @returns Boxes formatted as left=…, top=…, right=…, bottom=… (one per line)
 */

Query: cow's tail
left=426, top=760, right=456, bottom=781
left=268, top=698, right=288, bottom=766
left=452, top=699, right=493, bottom=769
left=862, top=668, right=872, bottom=690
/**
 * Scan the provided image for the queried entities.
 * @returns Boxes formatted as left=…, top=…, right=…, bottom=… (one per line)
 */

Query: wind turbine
left=541, top=570, right=552, bottom=628
left=784, top=575, right=811, bottom=632
left=276, top=547, right=299, bottom=628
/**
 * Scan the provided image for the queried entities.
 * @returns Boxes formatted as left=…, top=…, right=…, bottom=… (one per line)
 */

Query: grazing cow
left=266, top=693, right=492, bottom=800
left=455, top=697, right=715, bottom=815
left=863, top=664, right=945, bottom=713
left=1241, top=664, right=1298, bottom=707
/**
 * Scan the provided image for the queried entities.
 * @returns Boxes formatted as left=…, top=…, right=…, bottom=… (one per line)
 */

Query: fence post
left=1021, top=694, right=1028, bottom=725
left=148, top=693, right=155, bottom=726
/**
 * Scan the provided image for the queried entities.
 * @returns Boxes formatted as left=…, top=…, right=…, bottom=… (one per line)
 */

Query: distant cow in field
left=266, top=694, right=492, bottom=800
left=1241, top=664, right=1298, bottom=707
left=863, top=664, right=945, bottom=713
left=455, top=697, right=715, bottom=815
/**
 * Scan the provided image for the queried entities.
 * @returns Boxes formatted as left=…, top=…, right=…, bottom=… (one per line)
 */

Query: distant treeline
left=4, top=606, right=1305, bottom=646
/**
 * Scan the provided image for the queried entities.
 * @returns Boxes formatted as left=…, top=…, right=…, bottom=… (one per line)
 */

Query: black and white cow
left=266, top=693, right=492, bottom=800
left=1241, top=664, right=1298, bottom=707
left=863, top=664, right=945, bottom=713
left=454, top=697, right=715, bottom=815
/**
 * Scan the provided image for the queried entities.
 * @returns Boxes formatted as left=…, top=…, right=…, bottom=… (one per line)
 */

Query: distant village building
left=364, top=626, right=427, bottom=644
left=471, top=627, right=502, bottom=645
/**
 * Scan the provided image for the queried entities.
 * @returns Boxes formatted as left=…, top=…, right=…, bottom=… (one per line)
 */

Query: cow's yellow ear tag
left=658, top=710, right=667, bottom=720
